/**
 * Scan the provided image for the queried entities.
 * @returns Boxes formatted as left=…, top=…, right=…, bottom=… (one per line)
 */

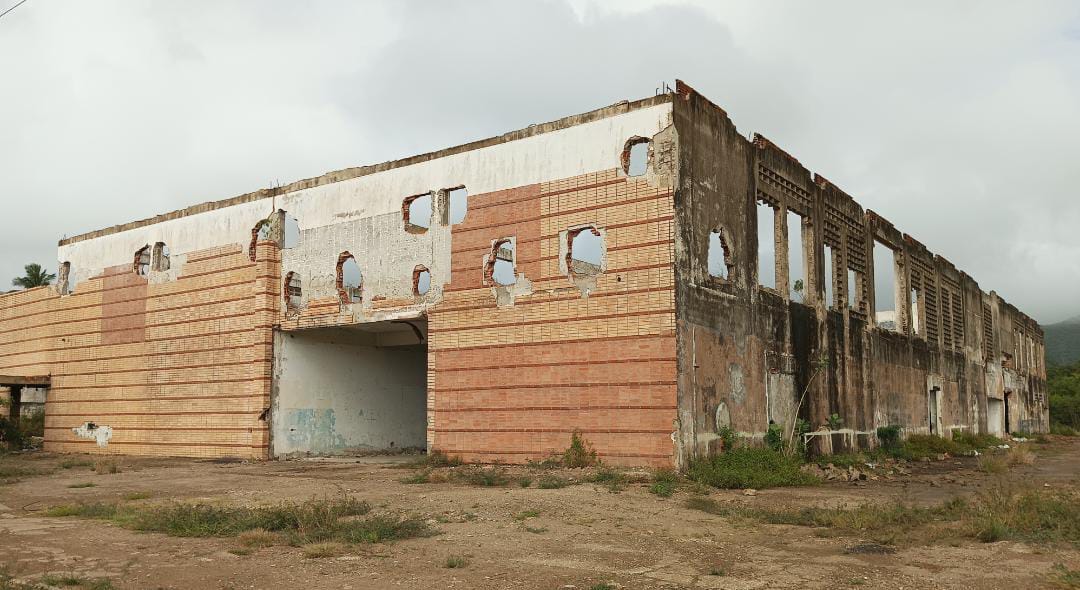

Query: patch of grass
left=123, top=491, right=151, bottom=501
left=0, top=464, right=48, bottom=478
left=1012, top=430, right=1034, bottom=439
left=456, top=466, right=510, bottom=487
left=650, top=468, right=679, bottom=497
left=525, top=456, right=562, bottom=470
left=708, top=568, right=726, bottom=576
left=92, top=459, right=120, bottom=475
left=517, top=476, right=533, bottom=488
left=1046, top=563, right=1080, bottom=589
left=400, top=469, right=446, bottom=484
left=1050, top=423, right=1078, bottom=437
left=444, top=555, right=468, bottom=569
left=1006, top=446, right=1036, bottom=467
left=44, top=495, right=434, bottom=546
left=525, top=525, right=547, bottom=534
left=590, top=584, right=615, bottom=590
left=817, top=452, right=871, bottom=469
left=60, top=459, right=94, bottom=470
left=687, top=447, right=818, bottom=489
left=537, top=475, right=570, bottom=489
left=687, top=484, right=1080, bottom=547
left=587, top=467, right=627, bottom=492
left=302, top=542, right=346, bottom=558
left=39, top=574, right=84, bottom=586
left=513, top=509, right=540, bottom=521
left=562, top=431, right=598, bottom=468
left=978, top=455, right=1007, bottom=474
left=237, top=528, right=279, bottom=548
left=400, top=450, right=463, bottom=469
left=67, top=482, right=96, bottom=489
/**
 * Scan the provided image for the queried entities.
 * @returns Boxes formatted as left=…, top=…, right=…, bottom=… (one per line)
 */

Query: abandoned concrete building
left=0, top=81, right=1048, bottom=467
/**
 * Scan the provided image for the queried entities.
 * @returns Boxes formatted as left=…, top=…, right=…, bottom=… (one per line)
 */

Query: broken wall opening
left=873, top=240, right=899, bottom=331
left=271, top=321, right=428, bottom=457
left=787, top=210, right=805, bottom=301
left=757, top=201, right=777, bottom=290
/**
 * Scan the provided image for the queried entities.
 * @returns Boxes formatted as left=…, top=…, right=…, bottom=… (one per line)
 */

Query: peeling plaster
left=72, top=422, right=112, bottom=447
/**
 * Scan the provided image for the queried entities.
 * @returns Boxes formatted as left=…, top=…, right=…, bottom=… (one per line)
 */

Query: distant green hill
left=1043, top=315, right=1080, bottom=366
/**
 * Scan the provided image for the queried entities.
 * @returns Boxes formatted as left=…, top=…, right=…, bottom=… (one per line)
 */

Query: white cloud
left=1, top=0, right=1077, bottom=322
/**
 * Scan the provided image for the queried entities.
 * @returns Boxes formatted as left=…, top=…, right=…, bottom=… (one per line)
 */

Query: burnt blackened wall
left=671, top=81, right=1047, bottom=465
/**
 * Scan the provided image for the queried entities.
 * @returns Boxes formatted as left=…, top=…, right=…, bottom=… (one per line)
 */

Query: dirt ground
left=1, top=438, right=1078, bottom=590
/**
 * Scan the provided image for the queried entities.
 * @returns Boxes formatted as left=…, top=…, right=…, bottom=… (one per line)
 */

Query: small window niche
left=622, top=137, right=649, bottom=177
left=152, top=242, right=171, bottom=272
left=414, top=265, right=431, bottom=296
left=403, top=192, right=433, bottom=233
left=284, top=272, right=302, bottom=313
left=485, top=238, right=517, bottom=286
left=707, top=228, right=732, bottom=281
left=336, top=252, right=362, bottom=304
left=57, top=262, right=72, bottom=295
left=134, top=246, right=151, bottom=276
left=911, top=287, right=922, bottom=336
left=447, top=186, right=468, bottom=225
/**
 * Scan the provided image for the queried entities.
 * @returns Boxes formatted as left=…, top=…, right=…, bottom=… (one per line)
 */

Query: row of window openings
left=282, top=227, right=605, bottom=310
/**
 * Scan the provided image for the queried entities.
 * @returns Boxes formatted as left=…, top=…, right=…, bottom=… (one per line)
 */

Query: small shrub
left=650, top=468, right=679, bottom=497
left=400, top=450, right=463, bottom=469
left=876, top=425, right=902, bottom=450
left=1050, top=423, right=1078, bottom=436
left=400, top=470, right=434, bottom=484
left=124, top=491, right=152, bottom=501
left=537, top=475, right=569, bottom=489
left=526, top=456, right=563, bottom=470
left=1047, top=563, right=1080, bottom=589
left=716, top=426, right=739, bottom=452
left=978, top=456, right=1006, bottom=474
left=977, top=520, right=1007, bottom=543
left=444, top=555, right=468, bottom=569
left=67, top=482, right=96, bottom=489
left=952, top=431, right=1003, bottom=451
left=517, top=476, right=533, bottom=488
left=1011, top=430, right=1033, bottom=439
left=1006, top=447, right=1035, bottom=467
left=688, top=447, right=818, bottom=489
left=827, top=413, right=844, bottom=430
left=40, top=574, right=84, bottom=586
left=899, top=434, right=963, bottom=460
left=562, top=431, right=598, bottom=468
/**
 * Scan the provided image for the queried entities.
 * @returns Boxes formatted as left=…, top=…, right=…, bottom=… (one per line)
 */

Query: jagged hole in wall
left=873, top=240, right=899, bottom=330
left=448, top=187, right=468, bottom=225
left=339, top=255, right=362, bottom=303
left=627, top=141, right=648, bottom=177
left=405, top=193, right=433, bottom=231
left=285, top=272, right=302, bottom=312
left=491, top=239, right=516, bottom=286
left=415, top=267, right=431, bottom=295
left=153, top=242, right=170, bottom=272
left=134, top=246, right=151, bottom=276
left=570, top=227, right=603, bottom=270
left=282, top=212, right=300, bottom=248
left=707, top=229, right=730, bottom=279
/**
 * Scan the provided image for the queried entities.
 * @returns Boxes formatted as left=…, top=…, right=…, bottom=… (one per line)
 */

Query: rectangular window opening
left=823, top=244, right=835, bottom=309
left=873, top=240, right=899, bottom=331
left=911, top=287, right=921, bottom=336
left=757, top=201, right=776, bottom=289
left=787, top=210, right=805, bottom=302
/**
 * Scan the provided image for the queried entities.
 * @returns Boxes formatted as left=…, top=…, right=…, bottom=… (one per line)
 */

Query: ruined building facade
left=0, top=81, right=1047, bottom=466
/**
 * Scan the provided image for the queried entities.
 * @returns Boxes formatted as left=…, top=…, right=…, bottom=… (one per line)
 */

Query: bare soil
left=1, top=438, right=1078, bottom=589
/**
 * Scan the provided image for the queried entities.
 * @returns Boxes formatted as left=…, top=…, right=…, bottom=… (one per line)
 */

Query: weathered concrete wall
left=670, top=80, right=1047, bottom=465
left=271, top=329, right=426, bottom=457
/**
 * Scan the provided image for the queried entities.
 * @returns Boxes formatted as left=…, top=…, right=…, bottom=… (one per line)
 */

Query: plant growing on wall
left=827, top=413, right=844, bottom=430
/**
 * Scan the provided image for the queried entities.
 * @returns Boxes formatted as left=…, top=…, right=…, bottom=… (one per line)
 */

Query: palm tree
left=11, top=263, right=55, bottom=289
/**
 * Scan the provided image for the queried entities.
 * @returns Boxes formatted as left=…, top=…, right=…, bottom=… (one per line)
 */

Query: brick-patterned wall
left=0, top=242, right=276, bottom=458
left=429, top=169, right=677, bottom=466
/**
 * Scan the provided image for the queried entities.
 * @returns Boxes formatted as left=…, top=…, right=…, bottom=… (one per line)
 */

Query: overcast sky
left=2, top=1, right=1078, bottom=323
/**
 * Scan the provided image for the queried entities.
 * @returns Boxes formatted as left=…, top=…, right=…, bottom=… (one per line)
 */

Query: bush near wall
left=1048, top=361, right=1080, bottom=431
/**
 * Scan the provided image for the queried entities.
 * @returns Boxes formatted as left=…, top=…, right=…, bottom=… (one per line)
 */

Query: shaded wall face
left=670, top=83, right=1047, bottom=464
left=271, top=330, right=426, bottom=457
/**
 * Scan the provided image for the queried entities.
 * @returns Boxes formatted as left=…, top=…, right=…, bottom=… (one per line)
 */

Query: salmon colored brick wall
left=0, top=241, right=279, bottom=458
left=429, top=169, right=677, bottom=467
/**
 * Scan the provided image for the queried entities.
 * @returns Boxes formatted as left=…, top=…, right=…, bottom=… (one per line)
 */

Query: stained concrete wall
left=271, top=329, right=427, bottom=457
left=670, top=81, right=1047, bottom=465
